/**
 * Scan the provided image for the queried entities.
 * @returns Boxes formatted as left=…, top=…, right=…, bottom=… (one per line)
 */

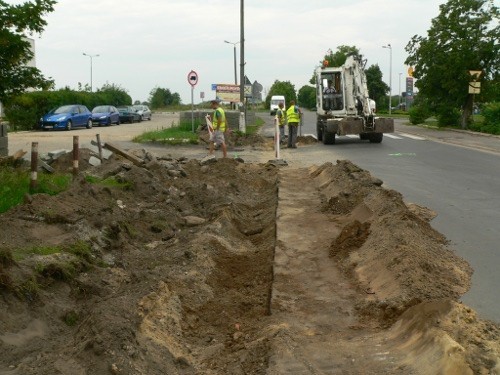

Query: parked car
left=91, top=105, right=120, bottom=126
left=132, top=105, right=152, bottom=121
left=39, top=105, right=92, bottom=130
left=117, top=106, right=142, bottom=123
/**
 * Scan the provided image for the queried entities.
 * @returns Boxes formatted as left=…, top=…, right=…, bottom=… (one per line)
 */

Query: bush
left=4, top=87, right=132, bottom=131
left=469, top=102, right=500, bottom=135
left=436, top=107, right=461, bottom=127
left=482, top=102, right=500, bottom=128
left=408, top=105, right=430, bottom=125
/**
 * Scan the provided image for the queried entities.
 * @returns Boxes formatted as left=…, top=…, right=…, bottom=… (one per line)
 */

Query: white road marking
left=384, top=134, right=403, bottom=139
left=397, top=132, right=426, bottom=140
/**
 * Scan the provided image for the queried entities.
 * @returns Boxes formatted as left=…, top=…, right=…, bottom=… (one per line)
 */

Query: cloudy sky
left=11, top=0, right=444, bottom=104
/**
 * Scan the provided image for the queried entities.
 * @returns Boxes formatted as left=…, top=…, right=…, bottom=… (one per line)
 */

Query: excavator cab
left=321, top=73, right=343, bottom=111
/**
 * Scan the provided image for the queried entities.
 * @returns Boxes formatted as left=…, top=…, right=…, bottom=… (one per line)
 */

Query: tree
left=0, top=1, right=56, bottom=103
left=265, top=80, right=296, bottom=109
left=405, top=0, right=499, bottom=128
left=365, top=64, right=389, bottom=109
left=96, top=83, right=132, bottom=106
left=309, top=45, right=359, bottom=84
left=149, top=87, right=182, bottom=109
left=297, top=85, right=316, bottom=109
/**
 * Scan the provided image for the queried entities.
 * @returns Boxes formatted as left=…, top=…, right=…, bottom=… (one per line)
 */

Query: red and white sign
left=187, top=70, right=198, bottom=87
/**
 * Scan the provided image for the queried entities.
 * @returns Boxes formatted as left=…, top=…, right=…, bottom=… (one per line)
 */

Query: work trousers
left=287, top=123, right=298, bottom=148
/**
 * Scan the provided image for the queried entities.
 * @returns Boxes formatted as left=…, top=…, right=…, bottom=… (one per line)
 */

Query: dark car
left=39, top=105, right=92, bottom=130
left=117, top=106, right=142, bottom=123
left=91, top=105, right=120, bottom=126
left=132, top=105, right=152, bottom=121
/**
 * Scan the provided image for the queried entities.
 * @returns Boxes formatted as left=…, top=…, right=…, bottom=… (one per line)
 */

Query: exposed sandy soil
left=0, top=134, right=499, bottom=375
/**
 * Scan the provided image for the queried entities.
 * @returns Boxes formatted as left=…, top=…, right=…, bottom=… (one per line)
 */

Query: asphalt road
left=270, top=110, right=500, bottom=323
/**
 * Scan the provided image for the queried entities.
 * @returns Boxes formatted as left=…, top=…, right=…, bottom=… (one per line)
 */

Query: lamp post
left=82, top=52, right=99, bottom=92
left=224, top=40, right=239, bottom=85
left=382, top=44, right=392, bottom=114
left=398, top=72, right=402, bottom=108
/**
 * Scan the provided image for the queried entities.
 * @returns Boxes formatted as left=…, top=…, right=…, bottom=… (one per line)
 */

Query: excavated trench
left=0, top=155, right=498, bottom=374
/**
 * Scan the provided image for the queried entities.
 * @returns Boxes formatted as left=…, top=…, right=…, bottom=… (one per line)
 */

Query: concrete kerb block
left=48, top=149, right=71, bottom=159
left=89, top=144, right=113, bottom=160
left=89, top=156, right=102, bottom=166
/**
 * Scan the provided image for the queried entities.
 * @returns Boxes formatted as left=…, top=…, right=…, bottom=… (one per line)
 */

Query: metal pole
left=72, top=136, right=79, bottom=178
left=398, top=73, right=402, bottom=107
left=83, top=53, right=99, bottom=92
left=30, top=142, right=38, bottom=192
left=90, top=56, right=93, bottom=92
left=389, top=46, right=392, bottom=114
left=191, top=86, right=194, bottom=133
left=233, top=44, right=237, bottom=85
left=382, top=44, right=392, bottom=114
left=224, top=40, right=239, bottom=85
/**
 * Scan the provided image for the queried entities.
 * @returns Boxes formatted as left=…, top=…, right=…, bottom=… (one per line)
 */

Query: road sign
left=469, top=70, right=482, bottom=80
left=188, top=70, right=198, bottom=87
left=469, top=81, right=481, bottom=94
left=244, top=84, right=252, bottom=98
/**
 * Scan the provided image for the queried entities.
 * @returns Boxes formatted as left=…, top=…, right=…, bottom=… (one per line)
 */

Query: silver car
left=132, top=105, right=152, bottom=121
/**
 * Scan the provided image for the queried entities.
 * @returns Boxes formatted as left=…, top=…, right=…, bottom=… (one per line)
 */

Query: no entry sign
left=188, top=70, right=198, bottom=87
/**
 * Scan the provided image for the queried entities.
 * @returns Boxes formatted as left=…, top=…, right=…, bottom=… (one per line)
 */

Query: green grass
left=132, top=116, right=265, bottom=144
left=12, top=245, right=62, bottom=262
left=84, top=175, right=132, bottom=189
left=11, top=240, right=93, bottom=262
left=132, top=120, right=200, bottom=144
left=244, top=117, right=264, bottom=135
left=0, top=168, right=72, bottom=214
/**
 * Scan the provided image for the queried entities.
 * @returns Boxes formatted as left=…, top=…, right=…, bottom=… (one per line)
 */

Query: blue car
left=91, top=105, right=120, bottom=126
left=40, top=105, right=93, bottom=131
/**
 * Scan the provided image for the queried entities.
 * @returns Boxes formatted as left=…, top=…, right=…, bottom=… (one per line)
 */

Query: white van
left=270, top=95, right=285, bottom=115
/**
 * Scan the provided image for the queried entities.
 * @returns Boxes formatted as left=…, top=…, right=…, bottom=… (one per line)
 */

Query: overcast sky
left=10, top=0, right=444, bottom=104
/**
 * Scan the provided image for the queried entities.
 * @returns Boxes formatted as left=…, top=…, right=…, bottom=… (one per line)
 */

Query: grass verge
left=0, top=168, right=72, bottom=214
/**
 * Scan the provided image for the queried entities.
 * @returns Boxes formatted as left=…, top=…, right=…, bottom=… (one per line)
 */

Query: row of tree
left=265, top=0, right=498, bottom=130
left=1, top=0, right=498, bottom=131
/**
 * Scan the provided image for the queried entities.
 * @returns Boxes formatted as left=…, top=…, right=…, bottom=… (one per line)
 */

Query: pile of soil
left=0, top=148, right=498, bottom=374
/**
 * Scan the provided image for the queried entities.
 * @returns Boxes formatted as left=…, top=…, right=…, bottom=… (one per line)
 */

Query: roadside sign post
left=468, top=70, right=482, bottom=122
left=188, top=70, right=198, bottom=133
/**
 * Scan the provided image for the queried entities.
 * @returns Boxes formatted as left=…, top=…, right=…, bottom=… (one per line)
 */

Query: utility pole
left=240, top=0, right=245, bottom=106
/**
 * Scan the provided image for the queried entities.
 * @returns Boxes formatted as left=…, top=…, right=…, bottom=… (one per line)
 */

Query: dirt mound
left=0, top=152, right=498, bottom=374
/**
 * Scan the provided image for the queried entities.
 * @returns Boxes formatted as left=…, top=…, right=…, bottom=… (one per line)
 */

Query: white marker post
left=274, top=115, right=280, bottom=160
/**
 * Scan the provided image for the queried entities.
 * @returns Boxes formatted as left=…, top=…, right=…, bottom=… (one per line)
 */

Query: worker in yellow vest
left=286, top=100, right=301, bottom=148
left=209, top=99, right=227, bottom=158
left=276, top=102, right=286, bottom=144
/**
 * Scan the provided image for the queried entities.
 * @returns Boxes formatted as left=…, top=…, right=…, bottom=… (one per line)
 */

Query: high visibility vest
left=276, top=108, right=285, bottom=126
left=286, top=105, right=300, bottom=124
left=213, top=107, right=226, bottom=131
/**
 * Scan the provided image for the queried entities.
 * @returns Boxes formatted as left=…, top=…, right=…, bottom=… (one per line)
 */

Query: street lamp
left=224, top=40, right=239, bottom=85
left=382, top=44, right=392, bottom=114
left=398, top=72, right=402, bottom=108
left=82, top=52, right=100, bottom=92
